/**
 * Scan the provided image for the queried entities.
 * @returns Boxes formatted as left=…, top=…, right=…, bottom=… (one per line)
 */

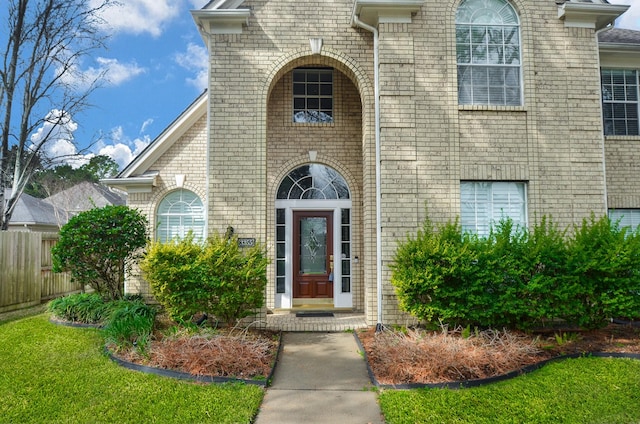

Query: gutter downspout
left=351, top=14, right=383, bottom=332
left=595, top=24, right=613, bottom=214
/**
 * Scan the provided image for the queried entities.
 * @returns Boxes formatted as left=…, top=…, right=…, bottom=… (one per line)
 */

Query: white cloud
left=95, top=126, right=151, bottom=170
left=29, top=110, right=90, bottom=168
left=608, top=0, right=640, bottom=30
left=140, top=118, right=154, bottom=134
left=58, top=57, right=146, bottom=91
left=91, top=0, right=182, bottom=37
left=174, top=42, right=209, bottom=91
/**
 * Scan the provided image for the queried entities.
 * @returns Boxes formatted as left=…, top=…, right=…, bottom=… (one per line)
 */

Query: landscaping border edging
left=353, top=332, right=640, bottom=390
left=49, top=317, right=103, bottom=329
left=50, top=315, right=283, bottom=387
left=105, top=331, right=283, bottom=388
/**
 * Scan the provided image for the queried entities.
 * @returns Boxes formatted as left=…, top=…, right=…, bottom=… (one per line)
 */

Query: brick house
left=104, top=0, right=640, bottom=327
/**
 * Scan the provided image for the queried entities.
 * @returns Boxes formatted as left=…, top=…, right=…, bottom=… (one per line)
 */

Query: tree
left=0, top=0, right=113, bottom=230
left=26, top=154, right=119, bottom=198
left=52, top=205, right=149, bottom=301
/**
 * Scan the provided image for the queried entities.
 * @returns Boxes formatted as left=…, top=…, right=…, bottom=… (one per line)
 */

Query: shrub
left=47, top=293, right=109, bottom=324
left=566, top=213, right=640, bottom=328
left=391, top=213, right=640, bottom=330
left=52, top=205, right=148, bottom=301
left=102, top=299, right=157, bottom=352
left=140, top=233, right=269, bottom=326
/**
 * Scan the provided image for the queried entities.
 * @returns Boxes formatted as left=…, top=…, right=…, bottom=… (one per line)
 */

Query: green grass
left=0, top=314, right=263, bottom=424
left=379, top=356, right=640, bottom=423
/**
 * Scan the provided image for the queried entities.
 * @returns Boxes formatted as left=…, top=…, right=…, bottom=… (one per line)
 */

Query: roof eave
left=101, top=173, right=158, bottom=194
left=116, top=93, right=207, bottom=179
left=191, top=8, right=251, bottom=35
left=558, top=3, right=629, bottom=31
left=352, top=0, right=424, bottom=27
left=600, top=42, right=640, bottom=54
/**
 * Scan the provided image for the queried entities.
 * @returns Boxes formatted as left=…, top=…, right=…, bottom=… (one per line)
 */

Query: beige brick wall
left=125, top=114, right=208, bottom=297
left=129, top=0, right=616, bottom=326
left=606, top=136, right=640, bottom=209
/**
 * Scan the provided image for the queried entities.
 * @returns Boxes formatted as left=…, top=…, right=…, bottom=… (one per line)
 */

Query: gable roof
left=102, top=91, right=207, bottom=194
left=6, top=189, right=65, bottom=229
left=44, top=182, right=126, bottom=213
left=599, top=28, right=640, bottom=45
left=119, top=91, right=206, bottom=179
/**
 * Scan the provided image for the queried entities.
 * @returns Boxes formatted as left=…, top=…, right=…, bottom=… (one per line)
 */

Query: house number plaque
left=237, top=238, right=256, bottom=248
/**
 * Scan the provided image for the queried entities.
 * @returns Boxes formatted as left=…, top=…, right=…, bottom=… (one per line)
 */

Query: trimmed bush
left=391, top=214, right=640, bottom=330
left=52, top=205, right=148, bottom=301
left=566, top=213, right=640, bottom=328
left=140, top=233, right=269, bottom=326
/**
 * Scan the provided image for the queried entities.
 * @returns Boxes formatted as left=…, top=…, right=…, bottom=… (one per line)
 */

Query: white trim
left=352, top=0, right=424, bottom=27
left=558, top=3, right=628, bottom=31
left=191, top=9, right=250, bottom=35
left=274, top=201, right=353, bottom=310
left=118, top=94, right=207, bottom=179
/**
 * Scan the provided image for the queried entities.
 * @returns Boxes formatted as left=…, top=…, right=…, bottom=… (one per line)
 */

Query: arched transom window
left=277, top=164, right=350, bottom=200
left=156, top=189, right=205, bottom=242
left=456, top=0, right=522, bottom=106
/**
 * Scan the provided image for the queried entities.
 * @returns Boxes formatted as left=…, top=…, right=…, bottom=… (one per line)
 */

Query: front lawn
left=0, top=314, right=263, bottom=424
left=379, top=356, right=640, bottom=423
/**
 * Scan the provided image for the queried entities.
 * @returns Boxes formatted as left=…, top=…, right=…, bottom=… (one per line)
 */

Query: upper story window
left=156, top=189, right=205, bottom=243
left=461, top=181, right=527, bottom=237
left=293, top=68, right=333, bottom=123
left=601, top=69, right=639, bottom=136
left=456, top=0, right=522, bottom=106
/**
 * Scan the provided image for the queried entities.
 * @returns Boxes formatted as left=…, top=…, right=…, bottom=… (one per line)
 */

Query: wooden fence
left=0, top=232, right=78, bottom=313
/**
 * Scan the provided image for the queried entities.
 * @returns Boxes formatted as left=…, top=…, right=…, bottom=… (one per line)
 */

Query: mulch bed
left=108, top=326, right=280, bottom=384
left=356, top=323, right=640, bottom=387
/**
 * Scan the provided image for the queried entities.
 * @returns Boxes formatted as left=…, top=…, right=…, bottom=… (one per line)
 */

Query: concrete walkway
left=254, top=332, right=385, bottom=424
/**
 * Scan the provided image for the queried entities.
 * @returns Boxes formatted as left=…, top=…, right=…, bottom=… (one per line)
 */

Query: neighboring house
left=5, top=189, right=64, bottom=232
left=103, top=0, right=640, bottom=327
left=7, top=183, right=126, bottom=232
left=44, top=182, right=126, bottom=217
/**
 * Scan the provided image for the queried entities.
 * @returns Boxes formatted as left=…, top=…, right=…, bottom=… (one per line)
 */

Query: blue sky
left=56, top=0, right=210, bottom=170
left=41, top=0, right=640, bottom=171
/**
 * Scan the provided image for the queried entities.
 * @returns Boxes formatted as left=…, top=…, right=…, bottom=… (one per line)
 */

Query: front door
left=293, top=211, right=333, bottom=299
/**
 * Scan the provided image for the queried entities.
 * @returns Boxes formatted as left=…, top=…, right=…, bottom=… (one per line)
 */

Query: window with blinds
left=460, top=181, right=527, bottom=237
left=601, top=69, right=639, bottom=136
left=156, top=189, right=205, bottom=243
left=609, top=209, right=640, bottom=231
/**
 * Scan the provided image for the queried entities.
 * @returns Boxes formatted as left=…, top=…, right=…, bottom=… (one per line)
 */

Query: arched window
left=456, top=0, right=522, bottom=106
left=156, top=189, right=205, bottom=242
left=277, top=164, right=350, bottom=200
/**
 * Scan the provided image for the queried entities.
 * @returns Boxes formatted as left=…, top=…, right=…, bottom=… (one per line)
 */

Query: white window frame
left=156, top=189, right=205, bottom=243
left=461, top=181, right=528, bottom=237
left=456, top=0, right=522, bottom=106
left=601, top=69, right=640, bottom=136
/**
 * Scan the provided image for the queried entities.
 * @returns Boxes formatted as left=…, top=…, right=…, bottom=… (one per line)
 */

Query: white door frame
left=275, top=199, right=352, bottom=309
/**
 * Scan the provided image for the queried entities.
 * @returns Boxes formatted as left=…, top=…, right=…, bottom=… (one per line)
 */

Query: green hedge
left=391, top=214, right=640, bottom=329
left=140, top=233, right=269, bottom=326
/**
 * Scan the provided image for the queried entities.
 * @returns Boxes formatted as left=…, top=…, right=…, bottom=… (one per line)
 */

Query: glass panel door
left=300, top=217, right=327, bottom=275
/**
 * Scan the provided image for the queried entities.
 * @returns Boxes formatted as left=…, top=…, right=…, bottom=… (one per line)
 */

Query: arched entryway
left=274, top=164, right=353, bottom=309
